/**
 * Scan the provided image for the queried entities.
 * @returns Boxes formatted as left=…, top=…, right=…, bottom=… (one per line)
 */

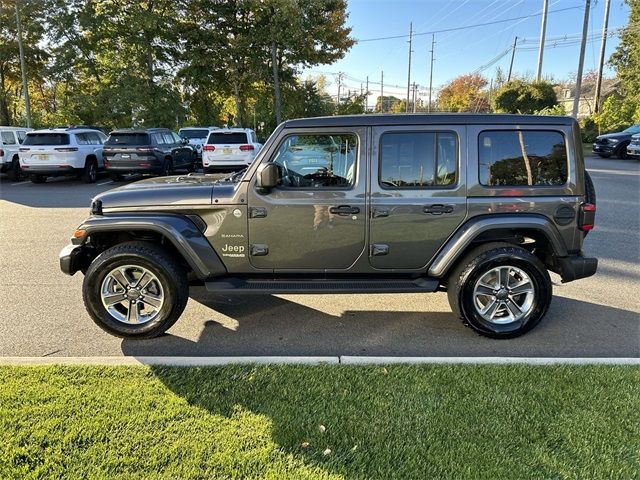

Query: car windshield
left=22, top=133, right=70, bottom=146
left=207, top=132, right=247, bottom=144
left=180, top=129, right=210, bottom=139
left=623, top=125, right=640, bottom=134
left=106, top=133, right=150, bottom=145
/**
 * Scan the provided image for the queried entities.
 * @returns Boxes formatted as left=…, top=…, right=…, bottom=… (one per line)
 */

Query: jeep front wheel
left=82, top=241, right=189, bottom=338
left=447, top=242, right=552, bottom=339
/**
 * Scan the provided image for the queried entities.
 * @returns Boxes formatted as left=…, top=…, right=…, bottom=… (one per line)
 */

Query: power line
left=356, top=6, right=583, bottom=43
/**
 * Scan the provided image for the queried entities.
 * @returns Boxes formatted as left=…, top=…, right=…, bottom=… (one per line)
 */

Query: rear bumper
left=105, top=159, right=162, bottom=173
left=22, top=165, right=80, bottom=176
left=557, top=252, right=598, bottom=283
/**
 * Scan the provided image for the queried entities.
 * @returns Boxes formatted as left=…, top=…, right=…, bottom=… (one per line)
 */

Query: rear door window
left=207, top=132, right=248, bottom=144
left=379, top=131, right=457, bottom=188
left=152, top=133, right=165, bottom=145
left=106, top=133, right=150, bottom=146
left=162, top=133, right=175, bottom=145
left=23, top=133, right=70, bottom=146
left=1, top=131, right=16, bottom=145
left=75, top=133, right=89, bottom=145
left=479, top=130, right=567, bottom=186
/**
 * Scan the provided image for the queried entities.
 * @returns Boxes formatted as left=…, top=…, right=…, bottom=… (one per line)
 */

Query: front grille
left=632, top=139, right=640, bottom=146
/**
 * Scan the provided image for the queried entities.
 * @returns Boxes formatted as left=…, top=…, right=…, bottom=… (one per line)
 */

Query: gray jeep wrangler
left=60, top=114, right=597, bottom=339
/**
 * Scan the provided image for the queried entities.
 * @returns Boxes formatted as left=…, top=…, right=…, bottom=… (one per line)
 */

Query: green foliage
left=579, top=115, right=600, bottom=143
left=437, top=73, right=489, bottom=112
left=598, top=0, right=640, bottom=130
left=1, top=365, right=638, bottom=479
left=375, top=96, right=401, bottom=113
left=493, top=80, right=558, bottom=114
left=536, top=103, right=566, bottom=116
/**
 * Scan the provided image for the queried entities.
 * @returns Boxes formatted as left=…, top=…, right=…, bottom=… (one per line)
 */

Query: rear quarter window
left=479, top=130, right=568, bottom=187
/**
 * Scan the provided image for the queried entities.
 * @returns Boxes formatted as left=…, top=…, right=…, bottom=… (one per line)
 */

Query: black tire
left=109, top=173, right=125, bottom=182
left=82, top=241, right=189, bottom=338
left=7, top=156, right=22, bottom=181
left=81, top=158, right=98, bottom=183
left=161, top=158, right=173, bottom=176
left=616, top=143, right=629, bottom=159
left=29, top=174, right=46, bottom=184
left=186, top=152, right=196, bottom=173
left=447, top=242, right=552, bottom=339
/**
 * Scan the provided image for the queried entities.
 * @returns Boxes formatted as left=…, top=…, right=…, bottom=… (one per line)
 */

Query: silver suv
left=60, top=114, right=597, bottom=340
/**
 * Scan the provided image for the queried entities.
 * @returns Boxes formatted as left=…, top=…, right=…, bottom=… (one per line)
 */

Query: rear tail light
left=140, top=163, right=151, bottom=167
left=0, top=149, right=4, bottom=156
left=578, top=203, right=596, bottom=231
left=239, top=144, right=255, bottom=151
left=54, top=147, right=79, bottom=152
left=137, top=147, right=154, bottom=152
left=203, top=145, right=215, bottom=151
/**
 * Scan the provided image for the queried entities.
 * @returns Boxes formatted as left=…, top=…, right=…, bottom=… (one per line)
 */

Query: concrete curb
left=0, top=356, right=638, bottom=366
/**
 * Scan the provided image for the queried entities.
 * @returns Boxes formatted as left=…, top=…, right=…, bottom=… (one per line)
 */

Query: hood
left=596, top=132, right=631, bottom=141
left=95, top=174, right=239, bottom=210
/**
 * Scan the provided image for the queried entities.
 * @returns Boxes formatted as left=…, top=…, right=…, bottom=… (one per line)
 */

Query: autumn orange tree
left=437, top=73, right=490, bottom=112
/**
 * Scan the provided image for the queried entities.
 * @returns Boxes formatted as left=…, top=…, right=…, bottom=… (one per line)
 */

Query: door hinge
left=249, top=207, right=267, bottom=218
left=370, top=244, right=389, bottom=256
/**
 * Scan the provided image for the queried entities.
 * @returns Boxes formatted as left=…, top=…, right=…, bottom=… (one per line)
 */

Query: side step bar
left=205, top=277, right=439, bottom=294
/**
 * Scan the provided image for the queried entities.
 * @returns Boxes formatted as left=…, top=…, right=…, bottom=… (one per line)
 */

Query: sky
left=302, top=0, right=631, bottom=105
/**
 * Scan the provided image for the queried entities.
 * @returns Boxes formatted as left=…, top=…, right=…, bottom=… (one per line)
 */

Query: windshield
left=180, top=129, right=210, bottom=140
left=623, top=125, right=640, bottom=134
left=207, top=132, right=248, bottom=144
left=23, top=133, right=70, bottom=146
left=106, top=133, right=150, bottom=145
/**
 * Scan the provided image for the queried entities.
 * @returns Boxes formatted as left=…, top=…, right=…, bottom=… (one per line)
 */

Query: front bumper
left=592, top=143, right=616, bottom=155
left=626, top=145, right=640, bottom=158
left=557, top=252, right=598, bottom=283
left=59, top=243, right=93, bottom=276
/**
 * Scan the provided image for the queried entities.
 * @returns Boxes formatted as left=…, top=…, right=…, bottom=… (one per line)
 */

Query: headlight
left=609, top=138, right=619, bottom=144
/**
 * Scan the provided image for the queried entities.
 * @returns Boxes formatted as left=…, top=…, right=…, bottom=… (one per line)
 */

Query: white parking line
left=97, top=180, right=113, bottom=186
left=0, top=356, right=637, bottom=366
left=10, top=181, right=30, bottom=186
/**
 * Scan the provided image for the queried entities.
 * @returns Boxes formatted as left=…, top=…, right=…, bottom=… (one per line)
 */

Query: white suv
left=202, top=128, right=262, bottom=172
left=178, top=126, right=218, bottom=161
left=19, top=127, right=107, bottom=183
left=0, top=126, right=32, bottom=181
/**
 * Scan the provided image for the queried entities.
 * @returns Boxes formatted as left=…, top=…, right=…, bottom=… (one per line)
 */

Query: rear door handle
left=423, top=204, right=454, bottom=215
left=329, top=205, right=360, bottom=216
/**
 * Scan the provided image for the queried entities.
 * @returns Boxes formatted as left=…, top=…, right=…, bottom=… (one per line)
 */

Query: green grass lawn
left=1, top=365, right=638, bottom=479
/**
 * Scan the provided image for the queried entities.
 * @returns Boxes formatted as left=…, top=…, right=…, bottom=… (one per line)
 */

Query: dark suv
left=103, top=128, right=196, bottom=181
left=61, top=114, right=597, bottom=340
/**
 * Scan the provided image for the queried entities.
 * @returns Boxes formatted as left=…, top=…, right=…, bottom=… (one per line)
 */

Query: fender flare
left=76, top=214, right=226, bottom=279
left=428, top=214, right=568, bottom=278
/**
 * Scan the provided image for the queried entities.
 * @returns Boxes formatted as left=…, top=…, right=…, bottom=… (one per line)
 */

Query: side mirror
left=256, top=163, right=279, bottom=191
left=181, top=137, right=189, bottom=145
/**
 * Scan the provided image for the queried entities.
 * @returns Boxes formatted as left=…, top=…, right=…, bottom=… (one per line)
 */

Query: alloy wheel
left=472, top=266, right=535, bottom=325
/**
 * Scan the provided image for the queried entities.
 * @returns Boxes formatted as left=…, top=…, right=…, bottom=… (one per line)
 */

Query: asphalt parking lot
left=1, top=155, right=638, bottom=358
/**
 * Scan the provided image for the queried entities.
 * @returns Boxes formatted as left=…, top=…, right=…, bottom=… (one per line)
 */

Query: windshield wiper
left=218, top=167, right=248, bottom=183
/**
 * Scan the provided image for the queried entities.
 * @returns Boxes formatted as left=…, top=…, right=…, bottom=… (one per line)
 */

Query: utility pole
left=594, top=0, right=611, bottom=114
left=573, top=0, right=591, bottom=118
left=365, top=76, right=369, bottom=112
left=411, top=82, right=417, bottom=113
left=536, top=0, right=549, bottom=81
left=15, top=0, right=32, bottom=128
left=406, top=22, right=413, bottom=113
left=507, top=36, right=518, bottom=82
left=380, top=71, right=384, bottom=112
left=336, top=72, right=344, bottom=110
left=428, top=34, right=435, bottom=113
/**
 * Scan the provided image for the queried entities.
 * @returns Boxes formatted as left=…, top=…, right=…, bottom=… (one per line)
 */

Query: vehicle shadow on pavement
left=121, top=290, right=640, bottom=358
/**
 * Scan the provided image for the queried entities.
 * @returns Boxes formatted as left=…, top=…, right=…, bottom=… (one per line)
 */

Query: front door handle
left=329, top=205, right=360, bottom=216
left=423, top=204, right=454, bottom=215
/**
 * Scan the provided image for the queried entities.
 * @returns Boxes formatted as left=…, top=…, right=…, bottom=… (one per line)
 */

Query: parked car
left=178, top=126, right=218, bottom=161
left=19, top=127, right=107, bottom=183
left=103, top=128, right=197, bottom=181
left=0, top=126, right=32, bottom=180
left=592, top=124, right=640, bottom=158
left=202, top=128, right=262, bottom=172
left=626, top=133, right=640, bottom=159
left=61, top=114, right=597, bottom=340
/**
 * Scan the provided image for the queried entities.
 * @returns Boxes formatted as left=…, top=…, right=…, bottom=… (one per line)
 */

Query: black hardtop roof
left=283, top=113, right=577, bottom=128
left=110, top=128, right=170, bottom=134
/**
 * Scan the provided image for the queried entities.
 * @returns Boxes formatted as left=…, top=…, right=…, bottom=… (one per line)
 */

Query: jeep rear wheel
left=447, top=242, right=552, bottom=339
left=82, top=241, right=189, bottom=338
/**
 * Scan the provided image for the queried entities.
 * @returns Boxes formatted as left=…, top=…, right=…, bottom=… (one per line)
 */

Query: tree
left=375, top=95, right=401, bottom=112
left=437, top=73, right=489, bottom=112
left=595, top=0, right=640, bottom=130
left=493, top=80, right=558, bottom=114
